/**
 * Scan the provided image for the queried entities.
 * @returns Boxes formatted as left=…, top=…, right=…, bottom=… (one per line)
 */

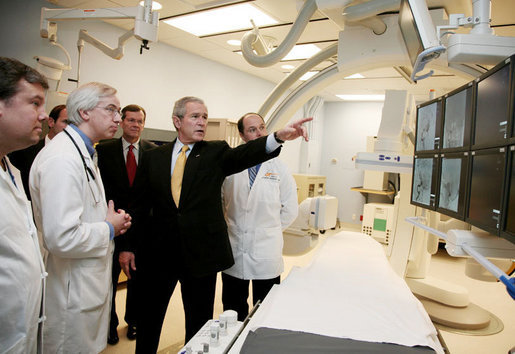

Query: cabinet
left=204, top=118, right=240, bottom=147
left=293, top=174, right=326, bottom=203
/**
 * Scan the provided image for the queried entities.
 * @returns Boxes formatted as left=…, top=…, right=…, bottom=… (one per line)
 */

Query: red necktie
left=126, top=144, right=137, bottom=186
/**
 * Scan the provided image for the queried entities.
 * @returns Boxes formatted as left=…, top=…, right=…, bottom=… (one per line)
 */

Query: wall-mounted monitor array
left=411, top=54, right=515, bottom=245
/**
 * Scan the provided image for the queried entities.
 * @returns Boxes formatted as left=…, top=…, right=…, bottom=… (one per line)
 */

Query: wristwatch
left=273, top=131, right=285, bottom=144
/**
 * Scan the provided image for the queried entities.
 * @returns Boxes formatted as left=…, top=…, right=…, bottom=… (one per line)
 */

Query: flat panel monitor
left=398, top=0, right=444, bottom=81
left=411, top=154, right=439, bottom=209
left=473, top=56, right=514, bottom=149
left=442, top=82, right=473, bottom=152
left=415, top=98, right=442, bottom=153
left=436, top=152, right=469, bottom=220
left=398, top=0, right=423, bottom=68
left=467, top=147, right=507, bottom=235
left=501, top=145, right=515, bottom=244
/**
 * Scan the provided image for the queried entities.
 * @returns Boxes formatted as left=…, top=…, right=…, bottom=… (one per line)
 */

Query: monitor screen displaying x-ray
left=411, top=155, right=438, bottom=209
left=437, top=153, right=468, bottom=219
left=467, top=148, right=506, bottom=234
left=442, top=83, right=473, bottom=151
left=415, top=99, right=442, bottom=153
left=412, top=55, right=515, bottom=245
left=474, top=61, right=511, bottom=148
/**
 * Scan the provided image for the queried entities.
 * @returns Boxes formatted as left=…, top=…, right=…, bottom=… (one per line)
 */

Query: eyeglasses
left=97, top=105, right=122, bottom=117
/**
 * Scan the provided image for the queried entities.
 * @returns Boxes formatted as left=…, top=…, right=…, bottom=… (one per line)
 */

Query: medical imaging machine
left=240, top=0, right=515, bottom=296
left=215, top=0, right=515, bottom=352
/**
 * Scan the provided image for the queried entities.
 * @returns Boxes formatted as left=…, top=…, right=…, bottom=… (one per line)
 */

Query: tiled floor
left=102, top=225, right=515, bottom=354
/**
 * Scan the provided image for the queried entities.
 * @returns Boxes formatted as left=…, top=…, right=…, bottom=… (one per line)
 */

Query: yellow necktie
left=171, top=145, right=189, bottom=207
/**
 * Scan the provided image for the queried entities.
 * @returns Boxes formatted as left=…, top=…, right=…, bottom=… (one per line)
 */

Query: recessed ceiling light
left=299, top=71, right=318, bottom=81
left=163, top=3, right=278, bottom=37
left=282, top=44, right=321, bottom=61
left=227, top=39, right=242, bottom=46
left=281, top=64, right=295, bottom=70
left=139, top=1, right=162, bottom=10
left=336, top=94, right=385, bottom=101
left=344, top=73, right=365, bottom=79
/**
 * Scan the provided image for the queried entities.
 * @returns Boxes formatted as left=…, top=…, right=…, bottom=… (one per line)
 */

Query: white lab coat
left=222, top=158, right=298, bottom=279
left=30, top=126, right=114, bottom=354
left=0, top=157, right=45, bottom=354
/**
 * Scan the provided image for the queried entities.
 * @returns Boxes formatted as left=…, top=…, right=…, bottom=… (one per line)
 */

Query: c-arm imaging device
left=241, top=0, right=514, bottom=130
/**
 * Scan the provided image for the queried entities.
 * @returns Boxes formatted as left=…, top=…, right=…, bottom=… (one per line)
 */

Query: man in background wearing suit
left=124, top=96, right=311, bottom=353
left=97, top=104, right=156, bottom=345
left=9, top=104, right=67, bottom=199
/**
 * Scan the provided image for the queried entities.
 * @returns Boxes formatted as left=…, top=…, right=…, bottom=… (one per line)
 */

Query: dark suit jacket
left=96, top=138, right=156, bottom=251
left=8, top=139, right=45, bottom=200
left=131, top=136, right=280, bottom=277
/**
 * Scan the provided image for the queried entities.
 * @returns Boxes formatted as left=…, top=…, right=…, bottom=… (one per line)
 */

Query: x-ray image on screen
left=438, top=158, right=461, bottom=212
left=416, top=102, right=439, bottom=151
left=443, top=87, right=471, bottom=149
left=412, top=157, right=434, bottom=206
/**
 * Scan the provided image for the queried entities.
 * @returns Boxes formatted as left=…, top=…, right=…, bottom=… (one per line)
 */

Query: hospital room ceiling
left=46, top=0, right=515, bottom=102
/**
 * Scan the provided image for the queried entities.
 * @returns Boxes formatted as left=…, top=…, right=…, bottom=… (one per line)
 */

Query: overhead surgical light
left=336, top=94, right=385, bottom=101
left=39, top=0, right=159, bottom=86
left=163, top=3, right=278, bottom=37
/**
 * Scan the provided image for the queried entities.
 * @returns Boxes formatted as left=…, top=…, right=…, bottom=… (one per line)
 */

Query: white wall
left=320, top=101, right=385, bottom=224
left=0, top=0, right=276, bottom=131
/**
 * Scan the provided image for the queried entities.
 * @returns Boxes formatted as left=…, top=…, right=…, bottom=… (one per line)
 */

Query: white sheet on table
left=245, top=231, right=444, bottom=354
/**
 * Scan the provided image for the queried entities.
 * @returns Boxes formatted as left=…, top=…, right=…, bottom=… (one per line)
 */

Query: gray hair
left=172, top=96, right=205, bottom=119
left=66, top=82, right=117, bottom=125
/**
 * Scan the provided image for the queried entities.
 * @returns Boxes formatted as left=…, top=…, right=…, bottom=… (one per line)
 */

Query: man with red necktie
left=96, top=104, right=156, bottom=345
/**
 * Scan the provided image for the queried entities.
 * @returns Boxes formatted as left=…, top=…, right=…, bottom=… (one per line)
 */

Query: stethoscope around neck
left=63, top=129, right=96, bottom=182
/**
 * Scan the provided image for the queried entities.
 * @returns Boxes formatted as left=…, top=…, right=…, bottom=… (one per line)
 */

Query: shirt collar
left=174, top=139, right=194, bottom=155
left=69, top=124, right=95, bottom=157
left=122, top=137, right=140, bottom=151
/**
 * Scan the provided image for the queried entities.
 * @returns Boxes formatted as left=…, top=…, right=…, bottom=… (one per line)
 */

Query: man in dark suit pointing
left=96, top=104, right=156, bottom=345
left=125, top=96, right=311, bottom=353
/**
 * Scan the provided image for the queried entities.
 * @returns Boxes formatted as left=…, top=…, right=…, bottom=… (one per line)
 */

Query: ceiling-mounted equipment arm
left=77, top=29, right=134, bottom=60
left=340, top=0, right=400, bottom=34
left=240, top=0, right=317, bottom=67
left=40, top=0, right=159, bottom=60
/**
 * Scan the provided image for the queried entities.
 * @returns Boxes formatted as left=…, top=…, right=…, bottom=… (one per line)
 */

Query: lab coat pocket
left=80, top=263, right=109, bottom=312
left=252, top=226, right=283, bottom=259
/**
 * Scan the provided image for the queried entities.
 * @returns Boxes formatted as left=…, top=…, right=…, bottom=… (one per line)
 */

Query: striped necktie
left=248, top=163, right=261, bottom=188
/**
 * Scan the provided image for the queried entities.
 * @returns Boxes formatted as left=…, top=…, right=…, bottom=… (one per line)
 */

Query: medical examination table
left=227, top=231, right=445, bottom=353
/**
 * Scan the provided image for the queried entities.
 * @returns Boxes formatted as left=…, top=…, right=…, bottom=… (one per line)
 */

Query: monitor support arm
left=406, top=216, right=515, bottom=300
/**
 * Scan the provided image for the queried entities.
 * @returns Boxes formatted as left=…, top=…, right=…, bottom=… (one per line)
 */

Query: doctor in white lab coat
left=0, top=57, right=48, bottom=353
left=30, top=82, right=131, bottom=353
left=222, top=113, right=298, bottom=321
